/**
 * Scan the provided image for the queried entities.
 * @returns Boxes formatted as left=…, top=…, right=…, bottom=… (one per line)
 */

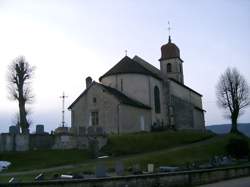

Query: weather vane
left=60, top=92, right=68, bottom=127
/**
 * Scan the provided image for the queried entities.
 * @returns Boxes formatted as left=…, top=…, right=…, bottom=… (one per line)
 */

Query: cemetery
left=0, top=157, right=250, bottom=186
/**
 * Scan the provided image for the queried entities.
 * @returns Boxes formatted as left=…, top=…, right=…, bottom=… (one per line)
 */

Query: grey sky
left=0, top=0, right=249, bottom=132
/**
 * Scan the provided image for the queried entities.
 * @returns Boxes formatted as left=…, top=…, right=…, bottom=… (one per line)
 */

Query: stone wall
left=30, top=134, right=54, bottom=150
left=0, top=133, right=107, bottom=152
left=1, top=165, right=250, bottom=187
left=119, top=105, right=151, bottom=133
left=71, top=84, right=120, bottom=135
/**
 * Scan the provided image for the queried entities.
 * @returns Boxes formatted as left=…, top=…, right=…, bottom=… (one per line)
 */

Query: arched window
left=154, top=86, right=161, bottom=113
left=167, top=63, right=172, bottom=72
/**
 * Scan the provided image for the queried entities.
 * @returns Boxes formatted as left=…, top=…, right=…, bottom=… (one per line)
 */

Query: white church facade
left=68, top=36, right=205, bottom=135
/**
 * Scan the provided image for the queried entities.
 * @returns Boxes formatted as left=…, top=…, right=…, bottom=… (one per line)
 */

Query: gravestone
left=9, top=126, right=19, bottom=135
left=95, top=163, right=106, bottom=178
left=36, top=124, right=44, bottom=134
left=115, top=161, right=124, bottom=176
left=147, top=163, right=154, bottom=173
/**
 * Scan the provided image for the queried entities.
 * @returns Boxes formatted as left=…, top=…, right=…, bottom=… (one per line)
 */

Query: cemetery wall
left=0, top=133, right=107, bottom=152
left=3, top=165, right=250, bottom=187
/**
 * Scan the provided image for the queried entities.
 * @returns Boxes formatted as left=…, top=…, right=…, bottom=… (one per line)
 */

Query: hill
left=206, top=123, right=250, bottom=137
left=0, top=131, right=248, bottom=183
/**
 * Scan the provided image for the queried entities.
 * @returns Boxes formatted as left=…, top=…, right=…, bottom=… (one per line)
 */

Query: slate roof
left=99, top=56, right=162, bottom=81
left=68, top=82, right=151, bottom=110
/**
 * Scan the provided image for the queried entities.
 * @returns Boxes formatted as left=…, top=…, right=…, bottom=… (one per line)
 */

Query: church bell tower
left=159, top=36, right=184, bottom=84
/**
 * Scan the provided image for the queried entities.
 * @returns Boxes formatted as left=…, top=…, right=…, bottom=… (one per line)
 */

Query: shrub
left=225, top=136, right=249, bottom=159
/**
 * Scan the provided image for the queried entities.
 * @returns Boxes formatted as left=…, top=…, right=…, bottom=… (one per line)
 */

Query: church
left=68, top=36, right=205, bottom=135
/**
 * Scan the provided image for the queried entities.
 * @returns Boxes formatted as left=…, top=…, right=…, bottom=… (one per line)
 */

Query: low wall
left=0, top=133, right=107, bottom=152
left=1, top=165, right=250, bottom=187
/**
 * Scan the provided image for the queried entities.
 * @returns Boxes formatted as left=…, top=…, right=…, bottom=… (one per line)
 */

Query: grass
left=101, top=130, right=214, bottom=156
left=0, top=149, right=91, bottom=172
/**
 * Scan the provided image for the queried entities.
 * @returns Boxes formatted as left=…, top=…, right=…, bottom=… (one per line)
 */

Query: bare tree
left=7, top=56, right=35, bottom=134
left=216, top=67, right=250, bottom=133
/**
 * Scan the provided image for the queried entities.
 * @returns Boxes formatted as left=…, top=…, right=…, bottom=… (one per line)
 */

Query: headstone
left=95, top=163, right=106, bottom=178
left=147, top=164, right=154, bottom=173
left=36, top=124, right=44, bottom=134
left=35, top=173, right=44, bottom=181
left=132, top=164, right=141, bottom=175
left=9, top=126, right=19, bottom=135
left=115, top=161, right=124, bottom=176
left=88, top=126, right=95, bottom=136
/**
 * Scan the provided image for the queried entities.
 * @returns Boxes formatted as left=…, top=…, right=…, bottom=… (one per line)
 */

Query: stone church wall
left=119, top=105, right=151, bottom=133
left=71, top=84, right=120, bottom=135
left=169, top=80, right=202, bottom=108
left=101, top=74, right=151, bottom=106
left=193, top=108, right=205, bottom=130
left=172, top=95, right=194, bottom=129
left=102, top=74, right=165, bottom=128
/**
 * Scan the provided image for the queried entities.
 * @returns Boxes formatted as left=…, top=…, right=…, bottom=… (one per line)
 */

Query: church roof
left=99, top=56, right=162, bottom=81
left=159, top=36, right=183, bottom=62
left=68, top=82, right=151, bottom=110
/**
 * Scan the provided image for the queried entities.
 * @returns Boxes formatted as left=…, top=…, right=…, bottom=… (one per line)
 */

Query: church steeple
left=159, top=33, right=184, bottom=84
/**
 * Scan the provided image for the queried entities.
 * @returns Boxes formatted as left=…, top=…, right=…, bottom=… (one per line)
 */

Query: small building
left=68, top=36, right=205, bottom=135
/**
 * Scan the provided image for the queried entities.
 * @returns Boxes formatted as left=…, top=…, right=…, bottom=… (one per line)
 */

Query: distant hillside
left=206, top=123, right=250, bottom=137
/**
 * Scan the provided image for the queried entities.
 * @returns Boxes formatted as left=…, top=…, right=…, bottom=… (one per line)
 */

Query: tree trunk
left=18, top=98, right=29, bottom=134
left=230, top=114, right=239, bottom=134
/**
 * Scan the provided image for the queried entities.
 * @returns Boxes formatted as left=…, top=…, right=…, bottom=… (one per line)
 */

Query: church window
left=167, top=63, right=172, bottom=72
left=93, top=97, right=97, bottom=103
left=154, top=86, right=161, bottom=113
left=179, top=64, right=182, bottom=73
left=91, top=111, right=99, bottom=126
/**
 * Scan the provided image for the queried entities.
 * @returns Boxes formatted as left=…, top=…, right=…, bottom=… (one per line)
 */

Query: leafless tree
left=216, top=67, right=250, bottom=133
left=7, top=56, right=35, bottom=134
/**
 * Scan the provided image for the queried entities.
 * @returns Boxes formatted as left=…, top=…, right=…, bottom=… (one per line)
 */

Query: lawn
left=0, top=149, right=91, bottom=172
left=101, top=130, right=214, bottom=156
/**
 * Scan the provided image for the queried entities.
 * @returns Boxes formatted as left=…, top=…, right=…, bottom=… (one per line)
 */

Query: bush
left=225, top=136, right=249, bottom=159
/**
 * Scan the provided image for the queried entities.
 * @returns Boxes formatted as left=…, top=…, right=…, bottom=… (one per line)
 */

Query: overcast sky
left=0, top=0, right=249, bottom=133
